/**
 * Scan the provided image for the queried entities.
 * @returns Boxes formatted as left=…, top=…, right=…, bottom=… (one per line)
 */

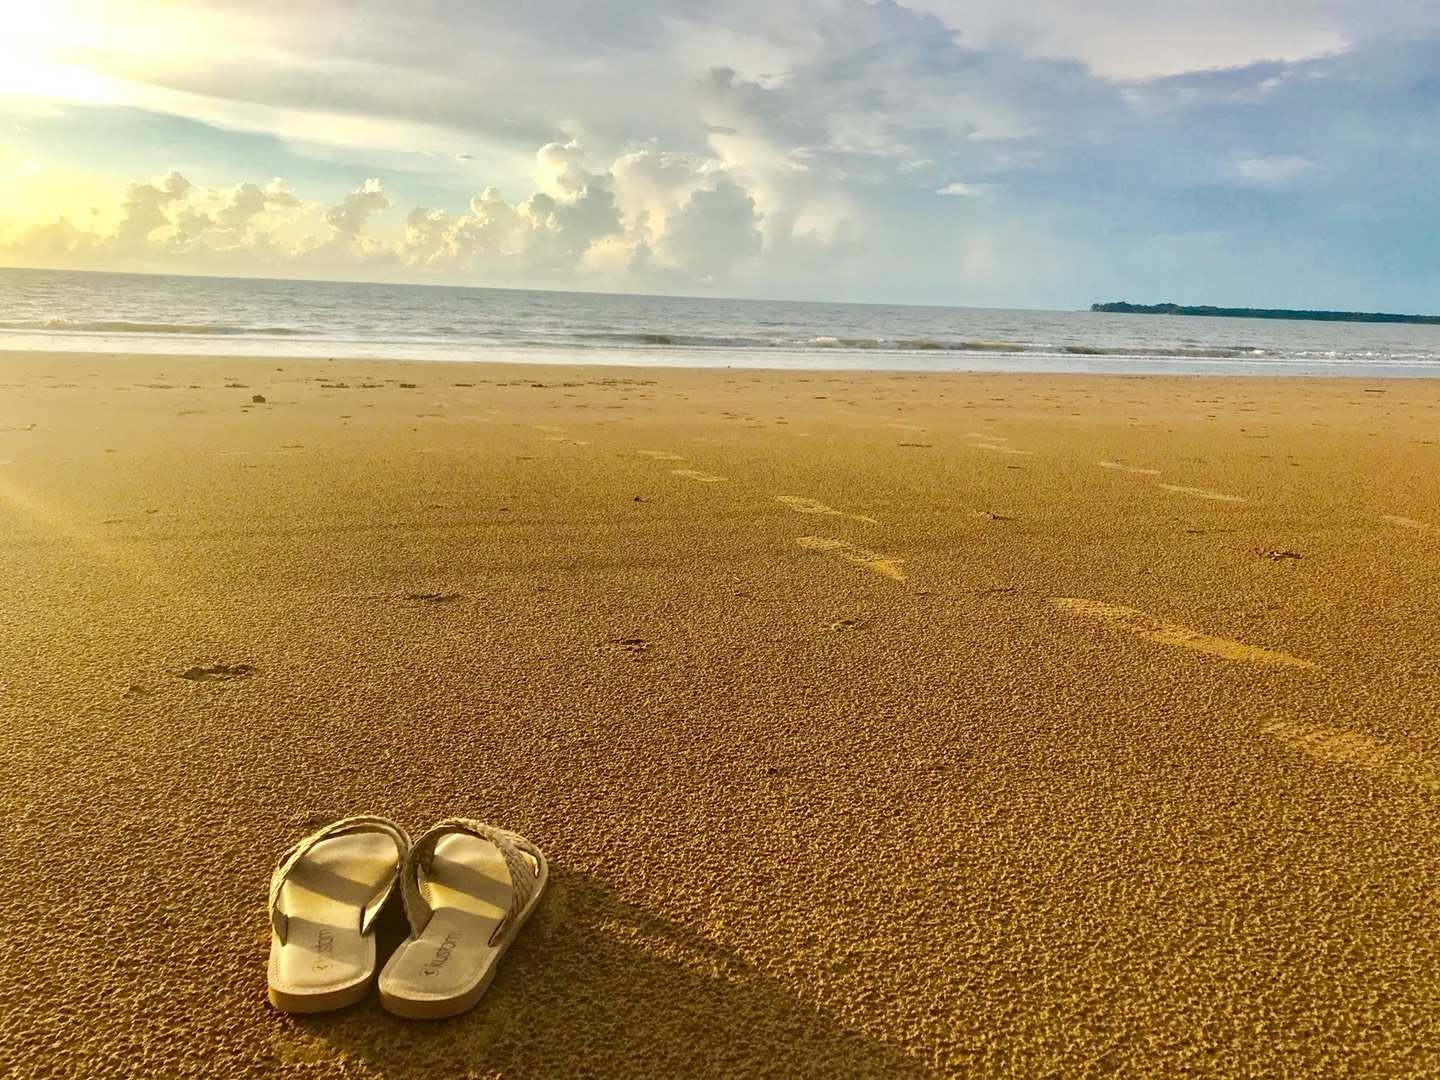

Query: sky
left=0, top=0, right=1436, bottom=310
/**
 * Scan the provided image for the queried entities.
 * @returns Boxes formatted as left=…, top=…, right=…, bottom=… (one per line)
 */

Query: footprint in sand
left=774, top=495, right=878, bottom=525
left=637, top=450, right=686, bottom=461
left=268, top=1025, right=342, bottom=1068
left=671, top=468, right=726, bottom=483
left=1050, top=597, right=1315, bottom=669
left=1098, top=460, right=1161, bottom=475
left=1380, top=515, right=1430, bottom=531
left=970, top=442, right=1033, bottom=456
left=544, top=435, right=590, bottom=446
left=1260, top=717, right=1439, bottom=793
left=796, top=536, right=906, bottom=582
left=1156, top=483, right=1245, bottom=503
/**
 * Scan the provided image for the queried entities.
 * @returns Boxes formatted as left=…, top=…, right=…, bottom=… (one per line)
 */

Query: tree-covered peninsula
left=1091, top=302, right=1440, bottom=325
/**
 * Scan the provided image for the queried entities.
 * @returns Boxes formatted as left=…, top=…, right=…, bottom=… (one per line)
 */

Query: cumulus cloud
left=113, top=171, right=192, bottom=253
left=215, top=179, right=301, bottom=229
left=662, top=181, right=763, bottom=279
left=318, top=178, right=391, bottom=250
left=7, top=216, right=101, bottom=260
left=0, top=142, right=776, bottom=287
left=389, top=143, right=761, bottom=282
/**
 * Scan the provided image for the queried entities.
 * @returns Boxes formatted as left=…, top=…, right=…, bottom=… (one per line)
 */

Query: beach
left=2, top=350, right=1438, bottom=1075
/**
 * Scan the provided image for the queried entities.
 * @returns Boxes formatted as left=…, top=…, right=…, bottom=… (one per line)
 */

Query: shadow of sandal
left=274, top=869, right=934, bottom=1078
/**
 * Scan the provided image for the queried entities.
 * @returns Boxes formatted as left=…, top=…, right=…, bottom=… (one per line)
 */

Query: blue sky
left=0, top=0, right=1437, bottom=310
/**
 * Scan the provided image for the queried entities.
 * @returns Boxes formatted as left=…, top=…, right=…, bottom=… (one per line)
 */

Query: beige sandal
left=378, top=818, right=548, bottom=1019
left=266, top=815, right=410, bottom=1013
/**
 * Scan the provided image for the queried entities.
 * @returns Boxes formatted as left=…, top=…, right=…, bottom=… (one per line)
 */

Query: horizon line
left=0, top=263, right=1067, bottom=315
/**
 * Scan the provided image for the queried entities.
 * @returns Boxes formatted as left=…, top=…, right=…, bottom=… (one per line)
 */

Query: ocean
left=4, top=266, right=1440, bottom=377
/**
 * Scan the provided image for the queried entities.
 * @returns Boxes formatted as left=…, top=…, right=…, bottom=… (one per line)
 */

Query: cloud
left=113, top=170, right=191, bottom=252
left=4, top=4, right=1439, bottom=308
left=0, top=142, right=778, bottom=288
left=1229, top=154, right=1316, bottom=187
left=399, top=143, right=764, bottom=282
left=21, top=0, right=1428, bottom=155
left=8, top=215, right=100, bottom=259
left=936, top=181, right=996, bottom=198
left=905, top=0, right=1364, bottom=78
left=662, top=180, right=763, bottom=278
left=324, top=178, right=390, bottom=242
left=226, top=178, right=300, bottom=221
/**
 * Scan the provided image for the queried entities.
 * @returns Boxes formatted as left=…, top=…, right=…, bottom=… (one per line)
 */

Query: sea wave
left=556, top=329, right=1282, bottom=359
left=0, top=318, right=314, bottom=337
left=570, top=330, right=776, bottom=348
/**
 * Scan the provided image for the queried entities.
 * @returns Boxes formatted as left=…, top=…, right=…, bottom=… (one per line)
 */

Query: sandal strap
left=400, top=818, right=541, bottom=938
left=268, top=815, right=410, bottom=945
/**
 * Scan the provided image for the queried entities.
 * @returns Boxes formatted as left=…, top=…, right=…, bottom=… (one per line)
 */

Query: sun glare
left=0, top=3, right=118, bottom=104
left=0, top=144, right=115, bottom=234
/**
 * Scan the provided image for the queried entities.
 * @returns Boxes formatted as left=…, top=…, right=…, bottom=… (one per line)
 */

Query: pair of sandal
left=266, top=815, right=547, bottom=1019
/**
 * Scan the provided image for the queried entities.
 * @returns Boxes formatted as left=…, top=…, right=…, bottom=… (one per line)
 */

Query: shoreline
left=5, top=346, right=1440, bottom=379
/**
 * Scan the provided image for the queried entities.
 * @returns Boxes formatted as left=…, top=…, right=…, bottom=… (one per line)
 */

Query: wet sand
left=1, top=351, right=1438, bottom=1076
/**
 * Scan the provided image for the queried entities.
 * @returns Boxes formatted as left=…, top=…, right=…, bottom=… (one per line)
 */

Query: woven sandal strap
left=400, top=818, right=539, bottom=938
left=268, top=815, right=410, bottom=945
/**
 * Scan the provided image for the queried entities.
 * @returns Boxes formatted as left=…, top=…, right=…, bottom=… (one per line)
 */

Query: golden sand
left=2, top=352, right=1439, bottom=1076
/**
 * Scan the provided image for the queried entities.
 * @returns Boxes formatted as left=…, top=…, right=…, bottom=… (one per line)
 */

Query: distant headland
left=1091, top=302, right=1440, bottom=326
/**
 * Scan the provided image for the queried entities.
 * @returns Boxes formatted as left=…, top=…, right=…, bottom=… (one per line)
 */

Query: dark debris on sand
left=609, top=637, right=651, bottom=659
left=178, top=663, right=256, bottom=681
